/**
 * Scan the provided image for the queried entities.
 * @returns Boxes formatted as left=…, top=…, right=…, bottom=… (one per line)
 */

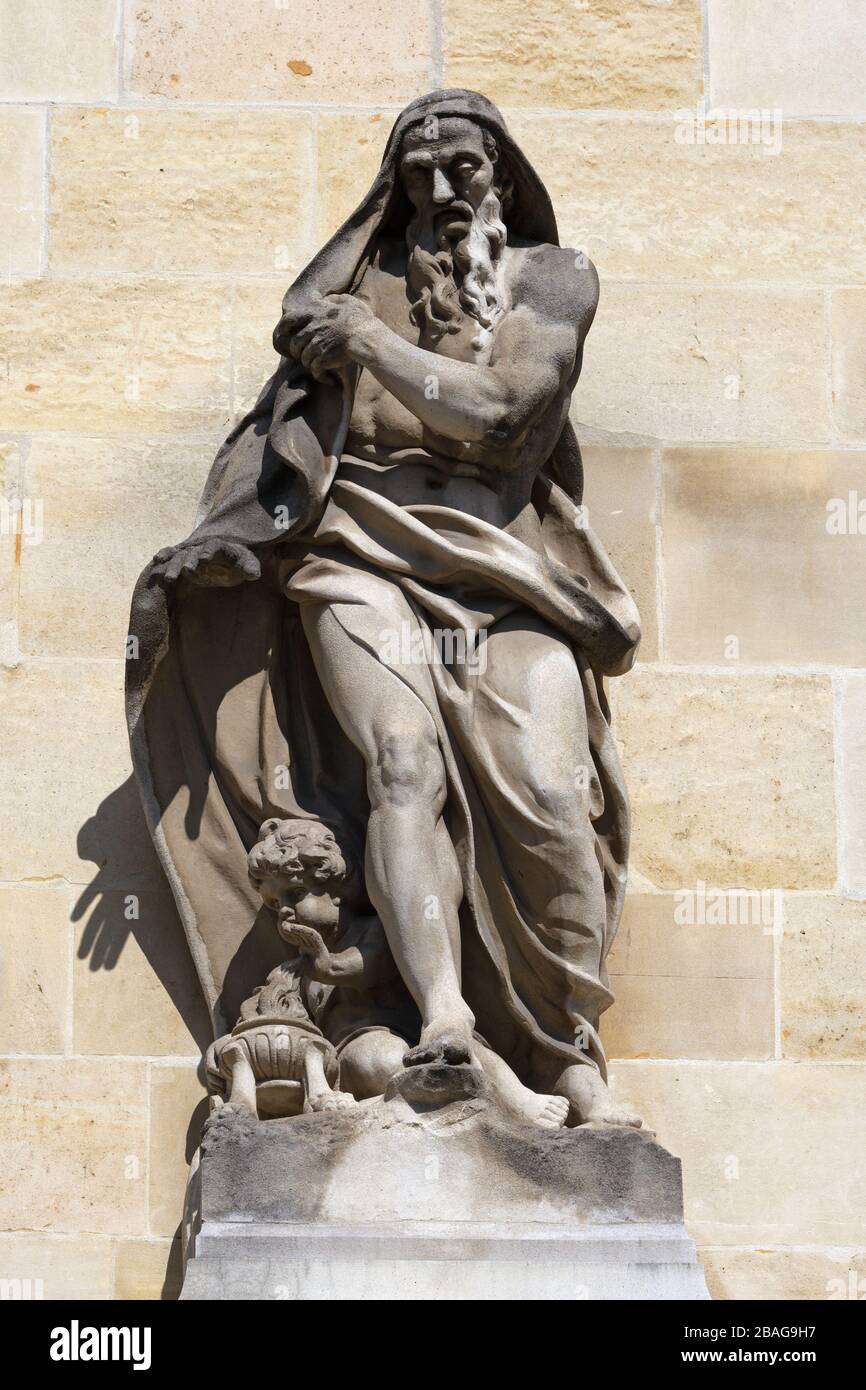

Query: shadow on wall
left=73, top=774, right=212, bottom=1051
left=74, top=775, right=212, bottom=1300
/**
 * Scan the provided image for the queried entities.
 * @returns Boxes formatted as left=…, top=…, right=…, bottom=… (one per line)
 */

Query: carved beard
left=406, top=189, right=508, bottom=345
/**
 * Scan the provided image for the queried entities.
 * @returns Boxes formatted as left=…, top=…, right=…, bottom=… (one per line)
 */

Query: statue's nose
left=432, top=167, right=454, bottom=204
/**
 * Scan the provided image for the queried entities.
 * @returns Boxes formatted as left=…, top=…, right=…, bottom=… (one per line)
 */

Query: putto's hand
left=151, top=539, right=261, bottom=588
left=282, top=922, right=327, bottom=960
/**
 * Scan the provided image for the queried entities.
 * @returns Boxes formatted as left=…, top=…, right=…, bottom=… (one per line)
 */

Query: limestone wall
left=1, top=0, right=863, bottom=1301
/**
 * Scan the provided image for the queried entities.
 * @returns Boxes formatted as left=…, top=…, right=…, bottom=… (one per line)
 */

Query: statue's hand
left=151, top=539, right=261, bottom=588
left=282, top=922, right=327, bottom=961
left=283, top=294, right=376, bottom=380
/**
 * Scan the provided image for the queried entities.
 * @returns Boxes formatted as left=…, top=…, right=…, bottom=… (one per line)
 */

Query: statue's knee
left=368, top=727, right=443, bottom=810
left=341, top=1032, right=406, bottom=1099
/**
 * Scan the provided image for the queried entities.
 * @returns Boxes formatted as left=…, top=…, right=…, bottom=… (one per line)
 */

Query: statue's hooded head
left=277, top=90, right=559, bottom=359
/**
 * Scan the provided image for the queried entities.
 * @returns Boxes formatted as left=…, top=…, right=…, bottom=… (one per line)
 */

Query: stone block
left=604, top=893, right=774, bottom=1060
left=0, top=659, right=131, bottom=883
left=832, top=289, right=866, bottom=442
left=662, top=449, right=866, bottom=666
left=443, top=0, right=703, bottom=109
left=182, top=1086, right=708, bottom=1299
left=0, top=885, right=70, bottom=1054
left=0, top=1233, right=114, bottom=1300
left=610, top=1060, right=866, bottom=1246
left=0, top=279, right=233, bottom=434
left=577, top=285, right=829, bottom=446
left=781, top=896, right=866, bottom=1059
left=708, top=0, right=866, bottom=117
left=840, top=674, right=866, bottom=895
left=50, top=109, right=314, bottom=276
left=0, top=1059, right=148, bottom=1236
left=615, top=670, right=836, bottom=890
left=0, top=109, right=44, bottom=277
left=17, top=434, right=211, bottom=660
left=509, top=115, right=866, bottom=283
left=582, top=447, right=658, bottom=660
left=126, top=0, right=432, bottom=105
left=0, top=0, right=118, bottom=101
left=148, top=1065, right=207, bottom=1239
left=114, top=1238, right=181, bottom=1300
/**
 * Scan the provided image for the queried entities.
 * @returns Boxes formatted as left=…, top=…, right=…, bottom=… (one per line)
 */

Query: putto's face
left=399, top=117, right=497, bottom=239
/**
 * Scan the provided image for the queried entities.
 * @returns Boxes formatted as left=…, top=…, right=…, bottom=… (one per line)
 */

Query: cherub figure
left=246, top=817, right=419, bottom=1102
left=247, top=818, right=569, bottom=1129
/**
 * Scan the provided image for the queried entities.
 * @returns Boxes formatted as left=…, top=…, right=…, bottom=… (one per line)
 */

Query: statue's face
left=399, top=117, right=497, bottom=239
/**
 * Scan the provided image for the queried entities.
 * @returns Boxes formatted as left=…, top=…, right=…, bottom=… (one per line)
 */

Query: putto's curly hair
left=247, top=818, right=348, bottom=892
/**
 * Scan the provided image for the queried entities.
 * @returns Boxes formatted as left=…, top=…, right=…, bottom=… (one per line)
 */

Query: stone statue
left=127, top=89, right=644, bottom=1134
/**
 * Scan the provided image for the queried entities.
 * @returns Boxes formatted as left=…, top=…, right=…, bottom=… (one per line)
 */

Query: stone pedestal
left=181, top=1069, right=709, bottom=1300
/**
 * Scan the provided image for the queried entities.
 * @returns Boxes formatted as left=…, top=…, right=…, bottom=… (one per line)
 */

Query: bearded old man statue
left=127, top=89, right=643, bottom=1129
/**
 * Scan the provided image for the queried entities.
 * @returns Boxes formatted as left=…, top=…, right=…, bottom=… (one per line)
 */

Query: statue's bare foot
left=303, top=1090, right=356, bottom=1113
left=521, top=1092, right=569, bottom=1129
left=403, top=1014, right=475, bottom=1068
left=555, top=1065, right=647, bottom=1130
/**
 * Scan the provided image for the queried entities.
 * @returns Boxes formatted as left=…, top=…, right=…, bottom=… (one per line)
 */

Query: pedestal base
left=181, top=1071, right=709, bottom=1301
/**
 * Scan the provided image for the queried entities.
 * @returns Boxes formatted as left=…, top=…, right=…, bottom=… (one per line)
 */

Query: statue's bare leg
left=478, top=612, right=645, bottom=1129
left=339, top=1030, right=409, bottom=1099
left=222, top=1042, right=258, bottom=1116
left=302, top=1045, right=355, bottom=1112
left=552, top=1065, right=643, bottom=1128
left=300, top=600, right=475, bottom=1067
left=474, top=1043, right=568, bottom=1129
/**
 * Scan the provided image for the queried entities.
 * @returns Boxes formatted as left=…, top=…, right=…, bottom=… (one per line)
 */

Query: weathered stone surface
left=0, top=1233, right=114, bottom=1300
left=614, top=671, right=836, bottom=890
left=0, top=660, right=130, bottom=883
left=603, top=893, right=774, bottom=1061
left=582, top=447, right=658, bottom=661
left=126, top=0, right=432, bottom=105
left=781, top=896, right=866, bottom=1059
left=841, top=674, right=866, bottom=895
left=708, top=0, right=866, bottom=117
left=73, top=885, right=207, bottom=1058
left=0, top=1060, right=147, bottom=1235
left=609, top=1060, right=866, bottom=1245
left=701, top=1245, right=866, bottom=1302
left=443, top=0, right=702, bottom=109
left=114, top=1238, right=181, bottom=1300
left=18, top=435, right=210, bottom=660
left=199, top=1091, right=683, bottom=1225
left=0, top=439, right=23, bottom=653
left=576, top=285, right=829, bottom=446
left=831, top=289, right=866, bottom=441
left=509, top=115, right=866, bottom=283
left=384, top=1061, right=485, bottom=1106
left=148, top=1066, right=206, bottom=1239
left=662, top=449, right=866, bottom=666
left=0, top=886, right=70, bottom=1054
left=317, top=113, right=393, bottom=243
left=0, top=280, right=233, bottom=433
left=50, top=109, right=314, bottom=276
left=183, top=1090, right=707, bottom=1299
left=0, top=0, right=118, bottom=101
left=0, top=109, right=44, bottom=277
